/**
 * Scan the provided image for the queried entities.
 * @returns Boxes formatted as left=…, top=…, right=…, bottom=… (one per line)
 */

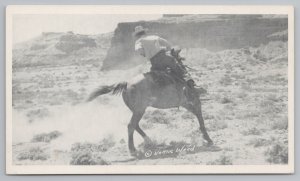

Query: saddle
left=144, top=70, right=201, bottom=105
left=144, top=70, right=178, bottom=87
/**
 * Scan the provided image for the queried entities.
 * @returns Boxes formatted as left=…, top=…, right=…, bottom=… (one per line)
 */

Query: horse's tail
left=87, top=82, right=127, bottom=102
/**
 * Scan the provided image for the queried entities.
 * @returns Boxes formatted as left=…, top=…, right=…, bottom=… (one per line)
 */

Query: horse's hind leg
left=128, top=111, right=145, bottom=156
left=135, top=124, right=146, bottom=137
left=136, top=123, right=151, bottom=143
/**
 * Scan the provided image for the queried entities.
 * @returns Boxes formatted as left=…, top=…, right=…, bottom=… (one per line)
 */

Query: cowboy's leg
left=161, top=55, right=199, bottom=102
left=167, top=55, right=195, bottom=86
left=151, top=52, right=192, bottom=84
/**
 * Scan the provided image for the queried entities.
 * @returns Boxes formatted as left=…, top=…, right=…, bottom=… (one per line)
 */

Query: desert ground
left=11, top=32, right=288, bottom=165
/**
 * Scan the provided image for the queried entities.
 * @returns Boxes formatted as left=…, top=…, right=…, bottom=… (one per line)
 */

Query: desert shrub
left=70, top=152, right=109, bottom=165
left=241, top=83, right=253, bottom=91
left=250, top=74, right=286, bottom=86
left=98, top=136, right=116, bottom=152
left=196, top=87, right=207, bottom=95
left=206, top=119, right=228, bottom=131
left=237, top=92, right=248, bottom=99
left=189, top=132, right=203, bottom=146
left=207, top=154, right=233, bottom=165
left=224, top=63, right=233, bottom=71
left=231, top=74, right=246, bottom=80
left=236, top=111, right=259, bottom=120
left=259, top=100, right=282, bottom=115
left=203, top=113, right=214, bottom=120
left=17, top=147, right=48, bottom=161
left=224, top=104, right=235, bottom=111
left=70, top=138, right=114, bottom=165
left=26, top=108, right=50, bottom=121
left=220, top=97, right=232, bottom=104
left=223, top=147, right=234, bottom=152
left=266, top=94, right=282, bottom=102
left=31, top=130, right=62, bottom=143
left=140, top=121, right=154, bottom=130
left=71, top=137, right=115, bottom=153
left=66, top=89, right=80, bottom=100
left=242, top=48, right=251, bottom=55
left=181, top=112, right=195, bottom=120
left=144, top=110, right=171, bottom=124
left=38, top=74, right=56, bottom=88
left=252, top=49, right=267, bottom=62
left=219, top=75, right=232, bottom=86
left=247, top=138, right=271, bottom=147
left=264, top=143, right=288, bottom=164
left=241, top=127, right=261, bottom=136
left=271, top=118, right=288, bottom=130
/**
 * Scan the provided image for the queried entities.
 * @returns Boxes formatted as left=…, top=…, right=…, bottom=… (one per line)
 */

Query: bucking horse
left=87, top=71, right=213, bottom=156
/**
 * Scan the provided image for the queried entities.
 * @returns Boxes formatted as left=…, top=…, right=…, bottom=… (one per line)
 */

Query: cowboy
left=133, top=25, right=197, bottom=103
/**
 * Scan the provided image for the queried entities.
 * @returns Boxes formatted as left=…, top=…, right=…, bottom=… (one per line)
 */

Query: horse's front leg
left=184, top=102, right=213, bottom=145
left=194, top=108, right=213, bottom=145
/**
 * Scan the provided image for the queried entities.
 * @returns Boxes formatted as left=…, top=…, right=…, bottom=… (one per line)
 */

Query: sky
left=12, top=14, right=162, bottom=44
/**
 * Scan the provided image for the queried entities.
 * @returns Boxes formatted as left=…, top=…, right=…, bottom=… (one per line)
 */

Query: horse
left=87, top=71, right=213, bottom=156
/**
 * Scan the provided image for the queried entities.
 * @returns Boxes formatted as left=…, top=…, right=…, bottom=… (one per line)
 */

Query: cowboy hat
left=132, top=25, right=148, bottom=37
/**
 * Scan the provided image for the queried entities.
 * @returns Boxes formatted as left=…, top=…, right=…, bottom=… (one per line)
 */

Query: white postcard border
left=6, top=5, right=294, bottom=174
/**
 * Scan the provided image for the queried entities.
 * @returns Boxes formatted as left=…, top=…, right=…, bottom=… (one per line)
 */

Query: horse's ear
left=171, top=46, right=181, bottom=55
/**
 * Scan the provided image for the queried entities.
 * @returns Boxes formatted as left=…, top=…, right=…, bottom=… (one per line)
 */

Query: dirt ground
left=11, top=40, right=288, bottom=165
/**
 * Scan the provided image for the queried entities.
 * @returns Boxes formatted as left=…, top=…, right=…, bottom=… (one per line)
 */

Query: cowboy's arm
left=159, top=37, right=172, bottom=51
left=135, top=40, right=145, bottom=57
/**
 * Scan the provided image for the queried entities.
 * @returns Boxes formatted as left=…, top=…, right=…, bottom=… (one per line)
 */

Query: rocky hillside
left=102, top=14, right=288, bottom=70
left=13, top=31, right=112, bottom=68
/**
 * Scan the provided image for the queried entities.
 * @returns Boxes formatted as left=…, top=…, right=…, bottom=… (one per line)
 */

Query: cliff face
left=102, top=15, right=288, bottom=70
left=13, top=31, right=112, bottom=68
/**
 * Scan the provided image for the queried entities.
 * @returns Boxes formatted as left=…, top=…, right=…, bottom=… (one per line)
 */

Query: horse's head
left=171, top=46, right=182, bottom=59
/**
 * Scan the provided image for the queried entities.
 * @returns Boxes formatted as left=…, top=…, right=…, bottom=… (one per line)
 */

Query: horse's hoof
left=129, top=150, right=138, bottom=157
